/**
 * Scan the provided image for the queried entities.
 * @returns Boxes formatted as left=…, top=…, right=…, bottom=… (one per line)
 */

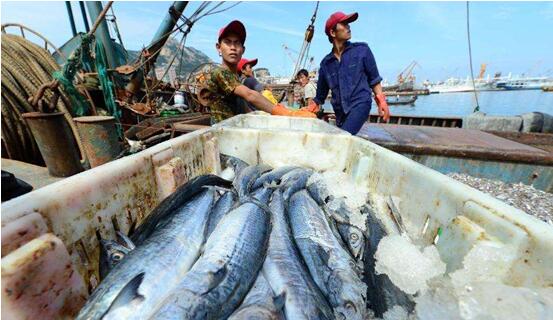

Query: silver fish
left=288, top=190, right=367, bottom=320
left=98, top=231, right=136, bottom=280
left=263, top=190, right=334, bottom=320
left=306, top=177, right=333, bottom=206
left=206, top=190, right=236, bottom=238
left=77, top=189, right=216, bottom=320
left=151, top=190, right=273, bottom=319
left=251, top=166, right=300, bottom=190
left=280, top=168, right=313, bottom=200
left=228, top=273, right=284, bottom=320
left=309, top=179, right=366, bottom=261
left=234, top=164, right=272, bottom=198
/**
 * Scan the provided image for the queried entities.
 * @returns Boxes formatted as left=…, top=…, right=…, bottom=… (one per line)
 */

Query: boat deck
left=358, top=124, right=553, bottom=165
left=1, top=158, right=64, bottom=190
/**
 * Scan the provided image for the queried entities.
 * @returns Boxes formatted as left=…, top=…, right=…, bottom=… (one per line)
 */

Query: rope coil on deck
left=1, top=32, right=86, bottom=164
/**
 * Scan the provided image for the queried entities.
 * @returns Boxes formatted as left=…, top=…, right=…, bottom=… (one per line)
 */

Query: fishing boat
left=495, top=76, right=553, bottom=90
left=386, top=94, right=417, bottom=105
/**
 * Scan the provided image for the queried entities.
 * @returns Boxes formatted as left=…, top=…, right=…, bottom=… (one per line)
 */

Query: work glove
left=374, top=93, right=391, bottom=122
left=305, top=100, right=320, bottom=113
left=271, top=104, right=316, bottom=118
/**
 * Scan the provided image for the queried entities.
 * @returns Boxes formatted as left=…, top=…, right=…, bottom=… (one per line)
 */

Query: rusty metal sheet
left=485, top=130, right=553, bottom=153
left=358, top=124, right=553, bottom=165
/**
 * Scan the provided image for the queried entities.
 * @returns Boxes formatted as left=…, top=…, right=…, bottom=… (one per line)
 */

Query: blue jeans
left=336, top=105, right=370, bottom=135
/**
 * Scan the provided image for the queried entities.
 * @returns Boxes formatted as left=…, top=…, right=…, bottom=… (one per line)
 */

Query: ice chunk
left=375, top=235, right=446, bottom=295
left=415, top=278, right=462, bottom=320
left=450, top=241, right=517, bottom=289
left=319, top=170, right=369, bottom=208
left=458, top=282, right=553, bottom=320
left=383, top=305, right=410, bottom=320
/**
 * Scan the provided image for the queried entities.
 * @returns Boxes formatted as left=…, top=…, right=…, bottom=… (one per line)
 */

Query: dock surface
left=358, top=124, right=553, bottom=165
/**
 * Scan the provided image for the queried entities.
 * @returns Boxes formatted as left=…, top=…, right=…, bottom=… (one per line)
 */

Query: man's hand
left=306, top=100, right=320, bottom=113
left=271, top=104, right=316, bottom=118
left=374, top=93, right=390, bottom=122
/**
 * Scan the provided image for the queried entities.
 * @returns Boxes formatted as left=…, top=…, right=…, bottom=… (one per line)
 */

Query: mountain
left=127, top=37, right=212, bottom=81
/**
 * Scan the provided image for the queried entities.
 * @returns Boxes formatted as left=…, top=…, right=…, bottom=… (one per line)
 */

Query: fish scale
left=76, top=189, right=216, bottom=320
left=263, top=190, right=334, bottom=320
left=288, top=190, right=367, bottom=320
left=151, top=191, right=272, bottom=320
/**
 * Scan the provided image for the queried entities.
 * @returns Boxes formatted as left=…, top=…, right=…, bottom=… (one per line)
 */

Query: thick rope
left=1, top=33, right=86, bottom=164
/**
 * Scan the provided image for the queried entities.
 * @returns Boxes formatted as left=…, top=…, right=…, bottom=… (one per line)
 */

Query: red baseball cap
left=238, top=58, right=258, bottom=73
left=218, top=20, right=246, bottom=44
left=325, top=11, right=358, bottom=36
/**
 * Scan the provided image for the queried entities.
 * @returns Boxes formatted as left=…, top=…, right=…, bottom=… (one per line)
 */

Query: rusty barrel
left=22, top=112, right=83, bottom=177
left=73, top=116, right=122, bottom=168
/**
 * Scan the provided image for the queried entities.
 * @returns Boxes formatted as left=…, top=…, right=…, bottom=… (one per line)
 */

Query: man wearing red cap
left=308, top=12, right=390, bottom=135
left=238, top=58, right=264, bottom=111
left=238, top=58, right=263, bottom=92
left=207, top=20, right=315, bottom=123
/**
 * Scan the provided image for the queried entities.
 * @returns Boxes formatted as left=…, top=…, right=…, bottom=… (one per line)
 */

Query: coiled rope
left=1, top=32, right=86, bottom=165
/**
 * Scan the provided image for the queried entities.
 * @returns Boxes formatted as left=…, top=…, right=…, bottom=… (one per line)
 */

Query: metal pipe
left=79, top=1, right=90, bottom=32
left=86, top=1, right=118, bottom=68
left=126, top=1, right=188, bottom=94
left=65, top=1, right=77, bottom=37
left=145, top=1, right=188, bottom=73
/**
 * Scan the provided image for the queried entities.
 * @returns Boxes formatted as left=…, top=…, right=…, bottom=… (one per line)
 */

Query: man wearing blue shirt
left=308, top=11, right=390, bottom=135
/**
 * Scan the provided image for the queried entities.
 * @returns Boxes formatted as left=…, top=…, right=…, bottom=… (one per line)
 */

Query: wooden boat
left=386, top=94, right=417, bottom=105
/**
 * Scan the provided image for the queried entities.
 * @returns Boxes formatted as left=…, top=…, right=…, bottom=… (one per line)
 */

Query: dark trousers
left=336, top=105, right=370, bottom=135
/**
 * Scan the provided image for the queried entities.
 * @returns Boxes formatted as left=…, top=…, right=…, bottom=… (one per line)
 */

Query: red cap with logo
left=325, top=11, right=358, bottom=36
left=218, top=20, right=246, bottom=44
left=238, top=58, right=258, bottom=73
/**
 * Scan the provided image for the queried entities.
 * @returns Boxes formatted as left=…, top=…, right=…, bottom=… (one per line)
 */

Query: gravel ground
left=448, top=173, right=553, bottom=226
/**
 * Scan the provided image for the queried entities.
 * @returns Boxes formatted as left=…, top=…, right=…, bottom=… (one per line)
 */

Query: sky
left=2, top=1, right=552, bottom=82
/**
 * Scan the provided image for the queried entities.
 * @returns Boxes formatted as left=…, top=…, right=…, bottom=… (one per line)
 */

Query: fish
left=98, top=231, right=136, bottom=280
left=234, top=164, right=272, bottom=198
left=288, top=190, right=367, bottom=320
left=228, top=273, right=284, bottom=320
left=308, top=179, right=366, bottom=261
left=251, top=166, right=300, bottom=190
left=206, top=190, right=236, bottom=238
left=363, top=206, right=414, bottom=317
left=337, top=222, right=365, bottom=262
left=306, top=177, right=333, bottom=206
left=76, top=189, right=216, bottom=320
left=130, top=174, right=231, bottom=245
left=150, top=189, right=273, bottom=319
left=263, top=190, right=334, bottom=320
left=220, top=154, right=250, bottom=182
left=279, top=168, right=313, bottom=200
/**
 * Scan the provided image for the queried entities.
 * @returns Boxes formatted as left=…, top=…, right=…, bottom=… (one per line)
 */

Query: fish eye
left=350, top=233, right=359, bottom=241
left=111, top=252, right=124, bottom=261
left=345, top=301, right=357, bottom=313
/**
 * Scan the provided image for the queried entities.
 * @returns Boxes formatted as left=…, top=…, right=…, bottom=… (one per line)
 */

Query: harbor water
left=324, top=90, right=553, bottom=117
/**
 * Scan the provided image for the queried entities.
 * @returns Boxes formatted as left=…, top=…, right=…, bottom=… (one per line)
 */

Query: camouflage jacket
left=207, top=67, right=248, bottom=123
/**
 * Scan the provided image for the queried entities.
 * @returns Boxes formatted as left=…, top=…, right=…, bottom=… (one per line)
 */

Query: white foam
left=375, top=234, right=446, bottom=295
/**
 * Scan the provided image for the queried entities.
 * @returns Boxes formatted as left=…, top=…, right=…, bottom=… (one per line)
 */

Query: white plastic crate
left=2, top=114, right=552, bottom=319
